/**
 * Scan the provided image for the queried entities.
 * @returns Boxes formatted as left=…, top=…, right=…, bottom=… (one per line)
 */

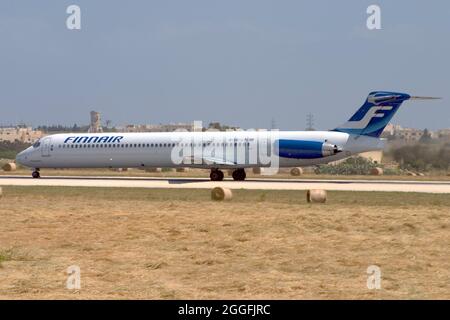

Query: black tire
left=210, top=170, right=223, bottom=181
left=32, top=171, right=40, bottom=179
left=232, top=169, right=246, bottom=181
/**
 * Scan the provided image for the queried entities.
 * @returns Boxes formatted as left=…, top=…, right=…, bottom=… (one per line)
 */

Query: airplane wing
left=182, top=155, right=236, bottom=166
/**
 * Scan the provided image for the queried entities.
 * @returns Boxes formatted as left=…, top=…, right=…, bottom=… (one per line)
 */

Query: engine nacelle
left=321, top=143, right=343, bottom=157
left=275, top=139, right=343, bottom=159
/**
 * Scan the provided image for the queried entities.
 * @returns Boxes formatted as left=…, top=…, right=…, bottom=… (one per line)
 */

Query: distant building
left=207, top=122, right=240, bottom=131
left=436, top=129, right=450, bottom=140
left=395, top=127, right=424, bottom=142
left=118, top=122, right=196, bottom=133
left=382, top=123, right=402, bottom=136
left=382, top=124, right=428, bottom=142
left=0, top=127, right=43, bottom=143
left=88, top=111, right=103, bottom=133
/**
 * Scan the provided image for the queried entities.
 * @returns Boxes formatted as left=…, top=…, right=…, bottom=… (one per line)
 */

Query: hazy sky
left=0, top=0, right=449, bottom=130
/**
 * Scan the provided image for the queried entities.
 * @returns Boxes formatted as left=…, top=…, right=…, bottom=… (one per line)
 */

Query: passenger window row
left=57, top=142, right=251, bottom=149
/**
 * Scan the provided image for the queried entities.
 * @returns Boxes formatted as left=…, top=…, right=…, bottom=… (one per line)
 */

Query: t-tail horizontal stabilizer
left=334, top=91, right=441, bottom=138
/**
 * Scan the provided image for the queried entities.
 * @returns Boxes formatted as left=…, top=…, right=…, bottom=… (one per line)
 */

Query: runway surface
left=2, top=175, right=450, bottom=193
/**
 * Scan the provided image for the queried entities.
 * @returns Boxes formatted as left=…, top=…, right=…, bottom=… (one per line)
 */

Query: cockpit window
left=32, top=140, right=41, bottom=148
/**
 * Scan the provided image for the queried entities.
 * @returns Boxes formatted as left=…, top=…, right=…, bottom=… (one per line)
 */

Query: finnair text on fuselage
left=64, top=136, right=124, bottom=144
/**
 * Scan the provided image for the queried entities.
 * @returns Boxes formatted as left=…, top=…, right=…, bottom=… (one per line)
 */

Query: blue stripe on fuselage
left=276, top=139, right=324, bottom=159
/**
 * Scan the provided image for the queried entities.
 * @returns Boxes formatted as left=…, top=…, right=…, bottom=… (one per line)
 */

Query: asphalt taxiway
left=1, top=175, right=450, bottom=193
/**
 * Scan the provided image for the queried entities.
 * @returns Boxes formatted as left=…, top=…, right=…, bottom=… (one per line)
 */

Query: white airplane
left=16, top=91, right=439, bottom=180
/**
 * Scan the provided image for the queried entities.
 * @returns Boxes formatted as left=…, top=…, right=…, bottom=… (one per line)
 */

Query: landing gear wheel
left=210, top=169, right=224, bottom=181
left=232, top=169, right=246, bottom=181
left=32, top=171, right=40, bottom=179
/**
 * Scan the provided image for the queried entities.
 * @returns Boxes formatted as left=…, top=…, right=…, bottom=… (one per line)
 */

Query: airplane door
left=247, top=138, right=257, bottom=166
left=41, top=137, right=52, bottom=157
left=224, top=139, right=236, bottom=165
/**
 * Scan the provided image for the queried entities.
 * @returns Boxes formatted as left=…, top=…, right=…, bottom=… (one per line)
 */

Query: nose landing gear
left=32, top=169, right=40, bottom=179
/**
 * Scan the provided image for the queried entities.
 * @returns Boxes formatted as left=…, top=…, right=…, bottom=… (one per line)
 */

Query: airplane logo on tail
left=339, top=105, right=393, bottom=130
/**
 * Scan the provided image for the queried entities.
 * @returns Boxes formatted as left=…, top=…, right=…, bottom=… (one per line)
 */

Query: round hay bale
left=252, top=167, right=261, bottom=174
left=2, top=163, right=16, bottom=172
left=370, top=167, right=383, bottom=176
left=290, top=167, right=303, bottom=176
left=211, top=187, right=233, bottom=201
left=306, top=189, right=327, bottom=203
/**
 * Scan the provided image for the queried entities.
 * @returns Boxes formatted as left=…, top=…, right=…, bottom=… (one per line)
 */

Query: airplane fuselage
left=16, top=130, right=383, bottom=170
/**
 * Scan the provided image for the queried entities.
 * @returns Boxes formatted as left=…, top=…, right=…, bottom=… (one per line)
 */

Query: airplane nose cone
left=16, top=150, right=28, bottom=166
left=16, top=151, right=24, bottom=164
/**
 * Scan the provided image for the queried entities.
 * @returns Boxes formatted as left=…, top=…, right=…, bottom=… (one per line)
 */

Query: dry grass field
left=0, top=186, right=449, bottom=299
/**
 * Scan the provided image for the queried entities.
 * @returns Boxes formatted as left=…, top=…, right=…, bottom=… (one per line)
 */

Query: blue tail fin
left=334, top=91, right=411, bottom=137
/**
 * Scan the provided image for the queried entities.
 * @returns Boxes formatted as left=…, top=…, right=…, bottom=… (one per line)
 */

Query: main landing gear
left=32, top=169, right=40, bottom=179
left=209, top=168, right=247, bottom=181
left=231, top=168, right=246, bottom=181
left=210, top=169, right=224, bottom=181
